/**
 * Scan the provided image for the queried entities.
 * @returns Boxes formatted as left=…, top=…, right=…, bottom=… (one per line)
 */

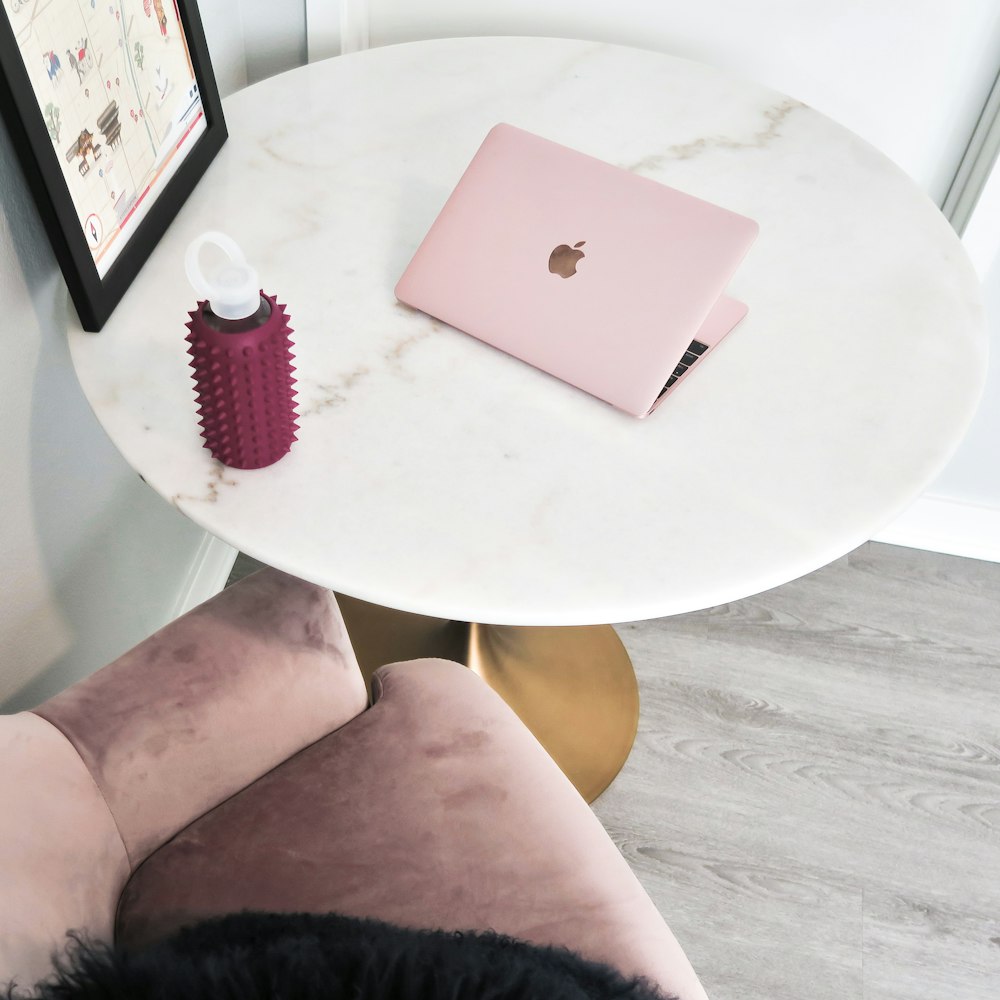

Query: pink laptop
left=395, top=124, right=758, bottom=417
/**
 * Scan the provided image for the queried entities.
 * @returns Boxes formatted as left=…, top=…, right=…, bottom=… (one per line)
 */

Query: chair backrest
left=33, top=569, right=368, bottom=866
left=1, top=568, right=369, bottom=989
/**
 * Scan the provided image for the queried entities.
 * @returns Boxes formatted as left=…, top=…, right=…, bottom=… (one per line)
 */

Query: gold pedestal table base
left=336, top=595, right=639, bottom=803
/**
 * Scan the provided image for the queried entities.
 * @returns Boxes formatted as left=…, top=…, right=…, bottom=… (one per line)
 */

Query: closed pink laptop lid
left=395, top=124, right=758, bottom=417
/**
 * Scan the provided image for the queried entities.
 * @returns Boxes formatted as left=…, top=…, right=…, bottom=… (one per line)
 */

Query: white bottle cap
left=185, top=231, right=261, bottom=320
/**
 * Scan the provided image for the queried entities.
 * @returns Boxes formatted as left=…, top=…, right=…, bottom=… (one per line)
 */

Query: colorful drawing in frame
left=0, top=0, right=226, bottom=330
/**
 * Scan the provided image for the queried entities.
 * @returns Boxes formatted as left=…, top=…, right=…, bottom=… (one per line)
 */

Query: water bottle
left=184, top=232, right=298, bottom=470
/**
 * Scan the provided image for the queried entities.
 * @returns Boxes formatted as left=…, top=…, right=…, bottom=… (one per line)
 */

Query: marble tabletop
left=69, top=37, right=986, bottom=626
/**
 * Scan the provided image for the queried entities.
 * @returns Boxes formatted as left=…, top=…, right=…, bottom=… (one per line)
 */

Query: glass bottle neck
left=202, top=296, right=272, bottom=333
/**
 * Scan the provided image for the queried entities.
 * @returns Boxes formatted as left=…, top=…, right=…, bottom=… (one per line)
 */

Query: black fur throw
left=6, top=911, right=677, bottom=1000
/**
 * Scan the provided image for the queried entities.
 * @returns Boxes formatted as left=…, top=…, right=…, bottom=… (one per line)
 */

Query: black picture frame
left=0, top=0, right=227, bottom=331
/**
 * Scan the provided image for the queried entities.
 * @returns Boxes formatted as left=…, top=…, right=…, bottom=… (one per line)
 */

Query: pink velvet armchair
left=0, top=569, right=707, bottom=1000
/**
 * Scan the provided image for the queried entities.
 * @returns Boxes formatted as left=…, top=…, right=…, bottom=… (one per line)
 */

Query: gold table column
left=336, top=595, right=639, bottom=803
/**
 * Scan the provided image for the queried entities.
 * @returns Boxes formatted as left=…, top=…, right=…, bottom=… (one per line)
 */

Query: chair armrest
left=33, top=568, right=367, bottom=868
left=116, top=658, right=706, bottom=1000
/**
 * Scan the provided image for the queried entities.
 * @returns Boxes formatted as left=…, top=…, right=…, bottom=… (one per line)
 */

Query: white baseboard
left=872, top=495, right=1000, bottom=564
left=170, top=533, right=239, bottom=620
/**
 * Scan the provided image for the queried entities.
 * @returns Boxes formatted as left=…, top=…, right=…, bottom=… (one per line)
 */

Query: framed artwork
left=0, top=0, right=226, bottom=330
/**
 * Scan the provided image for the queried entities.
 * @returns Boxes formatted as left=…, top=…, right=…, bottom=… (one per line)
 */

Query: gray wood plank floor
left=229, top=541, right=1000, bottom=999
left=599, top=542, right=1000, bottom=1000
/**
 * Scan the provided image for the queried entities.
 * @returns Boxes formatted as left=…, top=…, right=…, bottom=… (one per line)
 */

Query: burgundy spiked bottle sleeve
left=184, top=294, right=299, bottom=470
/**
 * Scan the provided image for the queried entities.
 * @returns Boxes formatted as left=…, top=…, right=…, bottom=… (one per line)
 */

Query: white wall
left=0, top=134, right=208, bottom=710
left=362, top=1, right=1000, bottom=206
left=202, top=1, right=249, bottom=96
left=933, top=280, right=1000, bottom=505
left=0, top=2, right=249, bottom=710
left=873, top=62, right=1000, bottom=557
left=241, top=0, right=308, bottom=86
left=933, top=152, right=1000, bottom=509
left=875, top=231, right=1000, bottom=561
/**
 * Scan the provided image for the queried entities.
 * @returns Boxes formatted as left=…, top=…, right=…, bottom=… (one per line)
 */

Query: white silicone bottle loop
left=185, top=231, right=261, bottom=321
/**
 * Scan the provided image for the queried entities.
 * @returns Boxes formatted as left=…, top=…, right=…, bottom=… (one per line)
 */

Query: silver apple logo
left=548, top=241, right=586, bottom=278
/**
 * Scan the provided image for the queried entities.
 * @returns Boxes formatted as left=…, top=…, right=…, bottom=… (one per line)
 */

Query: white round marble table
left=69, top=37, right=986, bottom=797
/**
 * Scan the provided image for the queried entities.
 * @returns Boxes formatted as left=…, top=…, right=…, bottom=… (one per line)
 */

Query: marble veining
left=385, top=328, right=434, bottom=366
left=297, top=368, right=372, bottom=419
left=667, top=98, right=806, bottom=160
left=68, top=37, right=986, bottom=625
left=623, top=99, right=807, bottom=174
left=170, top=462, right=239, bottom=508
